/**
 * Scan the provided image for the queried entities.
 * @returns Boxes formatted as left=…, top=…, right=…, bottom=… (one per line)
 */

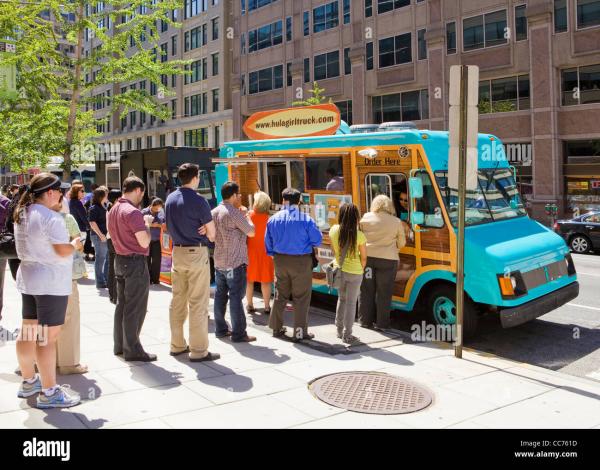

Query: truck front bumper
left=498, top=281, right=579, bottom=328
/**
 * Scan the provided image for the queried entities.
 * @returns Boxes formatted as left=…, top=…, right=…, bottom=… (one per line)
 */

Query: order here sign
left=243, top=104, right=341, bottom=140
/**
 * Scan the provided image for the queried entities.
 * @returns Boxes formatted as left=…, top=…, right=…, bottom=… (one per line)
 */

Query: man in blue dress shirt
left=265, top=188, right=323, bottom=341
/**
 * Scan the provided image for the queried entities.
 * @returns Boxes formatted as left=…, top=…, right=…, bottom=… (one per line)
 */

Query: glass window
left=212, top=17, right=219, bottom=40
left=304, top=58, right=310, bottom=83
left=518, top=74, right=530, bottom=109
left=366, top=174, right=392, bottom=209
left=447, top=22, right=456, bottom=54
left=562, top=68, right=579, bottom=105
left=436, top=169, right=526, bottom=227
left=287, top=62, right=292, bottom=86
left=343, top=0, right=351, bottom=24
left=579, top=64, right=600, bottom=104
left=577, top=0, right=600, bottom=28
left=335, top=100, right=353, bottom=125
left=515, top=5, right=528, bottom=41
left=485, top=10, right=508, bottom=47
left=417, top=29, right=427, bottom=60
left=313, top=1, right=339, bottom=33
left=365, top=0, right=373, bottom=18
left=366, top=42, right=374, bottom=70
left=555, top=0, right=568, bottom=32
left=286, top=16, right=292, bottom=41
left=378, top=32, right=412, bottom=68
left=463, top=15, right=484, bottom=51
left=344, top=47, right=351, bottom=75
left=401, top=90, right=421, bottom=121
left=314, top=51, right=340, bottom=80
left=479, top=75, right=529, bottom=113
left=305, top=157, right=344, bottom=190
left=378, top=0, right=410, bottom=15
left=304, top=11, right=310, bottom=36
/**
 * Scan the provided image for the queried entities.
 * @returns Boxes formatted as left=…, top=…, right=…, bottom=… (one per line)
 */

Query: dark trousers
left=84, top=230, right=95, bottom=257
left=9, top=258, right=20, bottom=281
left=147, top=240, right=162, bottom=284
left=214, top=264, right=248, bottom=341
left=358, top=257, right=398, bottom=329
left=269, top=254, right=313, bottom=338
left=0, top=259, right=5, bottom=320
left=114, top=254, right=150, bottom=358
left=107, top=239, right=117, bottom=303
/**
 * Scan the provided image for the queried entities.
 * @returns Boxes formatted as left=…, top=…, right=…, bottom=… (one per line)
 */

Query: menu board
left=313, top=194, right=353, bottom=231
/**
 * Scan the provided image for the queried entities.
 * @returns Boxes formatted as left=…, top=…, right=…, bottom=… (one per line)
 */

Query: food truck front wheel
left=424, top=284, right=480, bottom=339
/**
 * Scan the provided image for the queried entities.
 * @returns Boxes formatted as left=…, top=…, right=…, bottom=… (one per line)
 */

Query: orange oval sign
left=243, top=104, right=341, bottom=140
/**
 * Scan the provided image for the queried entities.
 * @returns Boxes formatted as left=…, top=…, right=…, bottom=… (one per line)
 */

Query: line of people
left=5, top=163, right=406, bottom=409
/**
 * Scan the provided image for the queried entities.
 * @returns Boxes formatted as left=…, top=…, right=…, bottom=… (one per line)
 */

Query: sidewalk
left=0, top=266, right=599, bottom=429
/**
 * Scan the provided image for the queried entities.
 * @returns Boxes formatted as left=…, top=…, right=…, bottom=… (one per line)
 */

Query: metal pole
left=455, top=66, right=468, bottom=359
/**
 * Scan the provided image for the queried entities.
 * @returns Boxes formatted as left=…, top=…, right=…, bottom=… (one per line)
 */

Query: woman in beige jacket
left=358, top=195, right=406, bottom=330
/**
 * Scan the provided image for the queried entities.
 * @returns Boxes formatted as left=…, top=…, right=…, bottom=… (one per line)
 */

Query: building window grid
left=463, top=10, right=508, bottom=52
left=313, top=1, right=339, bottom=34
left=561, top=64, right=600, bottom=106
left=372, top=89, right=429, bottom=123
left=479, top=75, right=531, bottom=113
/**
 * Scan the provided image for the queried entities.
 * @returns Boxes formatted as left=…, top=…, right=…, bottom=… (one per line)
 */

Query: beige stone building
left=230, top=0, right=600, bottom=221
left=87, top=0, right=233, bottom=159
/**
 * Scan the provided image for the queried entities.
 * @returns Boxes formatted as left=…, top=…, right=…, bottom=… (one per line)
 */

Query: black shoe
left=272, top=327, right=287, bottom=338
left=292, top=332, right=315, bottom=343
left=190, top=352, right=220, bottom=362
left=110, top=298, right=117, bottom=305
left=114, top=351, right=123, bottom=356
left=124, top=353, right=157, bottom=362
left=170, top=346, right=190, bottom=357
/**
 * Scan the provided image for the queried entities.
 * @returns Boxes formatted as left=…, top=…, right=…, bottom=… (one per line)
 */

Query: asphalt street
left=314, top=253, right=600, bottom=382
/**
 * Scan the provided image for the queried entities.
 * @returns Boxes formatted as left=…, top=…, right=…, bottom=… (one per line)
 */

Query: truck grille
left=521, top=259, right=568, bottom=291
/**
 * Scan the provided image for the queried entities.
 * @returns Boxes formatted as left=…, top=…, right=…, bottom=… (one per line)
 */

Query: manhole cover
left=309, top=372, right=433, bottom=415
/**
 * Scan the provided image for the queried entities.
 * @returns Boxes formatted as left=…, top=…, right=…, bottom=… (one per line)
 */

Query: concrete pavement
left=0, top=265, right=599, bottom=429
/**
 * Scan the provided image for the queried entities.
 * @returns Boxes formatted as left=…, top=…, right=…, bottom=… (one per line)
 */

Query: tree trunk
left=63, top=2, right=85, bottom=182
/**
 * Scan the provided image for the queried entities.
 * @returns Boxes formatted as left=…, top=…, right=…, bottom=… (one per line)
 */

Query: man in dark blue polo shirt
left=165, top=163, right=220, bottom=363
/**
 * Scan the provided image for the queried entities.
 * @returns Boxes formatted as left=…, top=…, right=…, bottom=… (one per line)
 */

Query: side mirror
left=409, top=177, right=423, bottom=199
left=412, top=211, right=425, bottom=225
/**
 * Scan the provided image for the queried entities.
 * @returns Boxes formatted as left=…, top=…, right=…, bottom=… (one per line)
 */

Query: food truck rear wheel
left=425, top=284, right=479, bottom=339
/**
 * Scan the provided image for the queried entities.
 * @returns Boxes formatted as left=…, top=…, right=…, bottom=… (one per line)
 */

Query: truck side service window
left=306, top=157, right=344, bottom=190
left=414, top=171, right=444, bottom=228
left=365, top=173, right=407, bottom=220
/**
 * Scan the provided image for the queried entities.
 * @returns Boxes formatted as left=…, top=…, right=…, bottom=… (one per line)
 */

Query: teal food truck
left=215, top=107, right=578, bottom=336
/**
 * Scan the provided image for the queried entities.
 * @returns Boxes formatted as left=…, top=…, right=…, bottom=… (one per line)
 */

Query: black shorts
left=21, top=294, right=69, bottom=327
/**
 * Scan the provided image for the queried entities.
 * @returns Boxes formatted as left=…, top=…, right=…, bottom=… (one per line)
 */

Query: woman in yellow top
left=329, top=203, right=367, bottom=345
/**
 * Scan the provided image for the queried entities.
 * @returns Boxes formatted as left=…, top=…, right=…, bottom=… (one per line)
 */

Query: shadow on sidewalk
left=172, top=354, right=253, bottom=392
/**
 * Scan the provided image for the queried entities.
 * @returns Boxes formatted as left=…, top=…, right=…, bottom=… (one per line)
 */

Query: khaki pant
left=169, top=246, right=210, bottom=359
left=57, top=281, right=81, bottom=368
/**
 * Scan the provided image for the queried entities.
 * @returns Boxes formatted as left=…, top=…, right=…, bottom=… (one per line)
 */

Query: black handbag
left=0, top=231, right=17, bottom=260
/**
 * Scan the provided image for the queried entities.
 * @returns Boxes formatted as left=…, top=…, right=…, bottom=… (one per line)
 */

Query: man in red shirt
left=107, top=177, right=155, bottom=362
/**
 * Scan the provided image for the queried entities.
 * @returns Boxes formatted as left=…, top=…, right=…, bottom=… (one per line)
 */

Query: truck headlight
left=497, top=272, right=527, bottom=299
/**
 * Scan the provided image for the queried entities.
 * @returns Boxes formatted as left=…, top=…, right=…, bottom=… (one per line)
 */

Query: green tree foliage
left=0, top=0, right=186, bottom=178
left=292, top=81, right=333, bottom=107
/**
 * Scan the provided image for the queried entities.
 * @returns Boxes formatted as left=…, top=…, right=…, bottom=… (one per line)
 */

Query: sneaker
left=342, top=334, right=361, bottom=345
left=36, top=385, right=81, bottom=409
left=18, top=376, right=42, bottom=398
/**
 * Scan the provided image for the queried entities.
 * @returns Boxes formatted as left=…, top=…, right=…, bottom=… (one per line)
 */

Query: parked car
left=554, top=212, right=600, bottom=254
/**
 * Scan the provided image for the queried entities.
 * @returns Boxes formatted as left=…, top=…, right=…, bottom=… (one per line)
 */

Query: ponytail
left=12, top=172, right=62, bottom=224
left=13, top=187, right=34, bottom=225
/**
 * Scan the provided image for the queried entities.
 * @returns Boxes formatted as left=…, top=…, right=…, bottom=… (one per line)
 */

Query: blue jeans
left=214, top=265, right=248, bottom=342
left=91, top=233, right=109, bottom=287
